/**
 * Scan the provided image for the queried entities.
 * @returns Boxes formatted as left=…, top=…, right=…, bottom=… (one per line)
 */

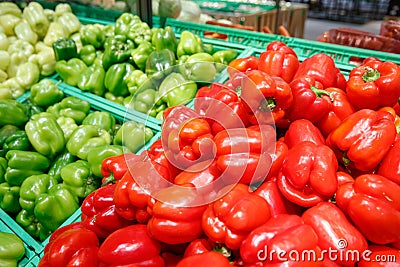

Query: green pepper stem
left=311, top=86, right=333, bottom=102
left=259, top=98, right=277, bottom=112
left=362, top=67, right=380, bottom=82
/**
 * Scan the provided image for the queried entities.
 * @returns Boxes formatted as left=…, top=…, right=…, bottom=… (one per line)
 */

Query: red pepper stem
left=362, top=67, right=380, bottom=82
left=101, top=174, right=116, bottom=186
left=310, top=86, right=333, bottom=101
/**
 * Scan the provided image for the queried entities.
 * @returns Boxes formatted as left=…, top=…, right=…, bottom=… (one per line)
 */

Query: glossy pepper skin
left=378, top=134, right=400, bottom=184
left=113, top=169, right=151, bottom=222
left=284, top=119, right=325, bottom=149
left=277, top=141, right=338, bottom=207
left=82, top=111, right=116, bottom=133
left=177, top=31, right=203, bottom=57
left=147, top=185, right=207, bottom=244
left=52, top=37, right=78, bottom=61
left=302, top=202, right=368, bottom=266
left=113, top=121, right=154, bottom=153
left=146, top=48, right=176, bottom=79
left=158, top=72, right=198, bottom=107
left=98, top=224, right=164, bottom=267
left=0, top=182, right=21, bottom=214
left=60, top=160, right=100, bottom=199
left=358, top=245, right=400, bottom=267
left=293, top=53, right=346, bottom=90
left=326, top=109, right=397, bottom=172
left=346, top=59, right=400, bottom=110
left=104, top=62, right=135, bottom=97
left=287, top=75, right=333, bottom=123
left=55, top=58, right=87, bottom=87
left=336, top=174, right=400, bottom=245
left=2, top=130, right=32, bottom=153
left=46, top=96, right=90, bottom=124
left=39, top=227, right=99, bottom=267
left=0, top=100, right=29, bottom=127
left=227, top=56, right=259, bottom=77
left=102, top=37, right=134, bottom=70
left=48, top=150, right=76, bottom=183
left=152, top=26, right=178, bottom=53
left=240, top=213, right=320, bottom=265
left=81, top=184, right=132, bottom=239
left=258, top=42, right=300, bottom=83
left=315, top=87, right=356, bottom=137
left=177, top=251, right=231, bottom=267
left=29, top=79, right=64, bottom=108
left=5, top=150, right=50, bottom=186
left=101, top=153, right=138, bottom=184
left=242, top=70, right=293, bottom=124
left=202, top=183, right=272, bottom=250
left=79, top=24, right=105, bottom=49
left=77, top=64, right=106, bottom=96
left=25, top=113, right=66, bottom=160
left=0, top=231, right=25, bottom=267
left=86, top=145, right=125, bottom=178
left=131, top=40, right=155, bottom=71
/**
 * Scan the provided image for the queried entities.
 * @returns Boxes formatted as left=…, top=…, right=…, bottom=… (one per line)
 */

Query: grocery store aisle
left=302, top=18, right=383, bottom=40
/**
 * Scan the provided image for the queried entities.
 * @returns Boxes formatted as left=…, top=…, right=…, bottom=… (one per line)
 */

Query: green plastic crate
left=3, top=87, right=161, bottom=256
left=193, top=1, right=275, bottom=14
left=25, top=255, right=41, bottom=267
left=0, top=219, right=37, bottom=266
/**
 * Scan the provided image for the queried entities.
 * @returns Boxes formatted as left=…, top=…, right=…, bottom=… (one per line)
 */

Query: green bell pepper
left=56, top=12, right=81, bottom=37
left=145, top=48, right=176, bottom=79
left=202, top=43, right=214, bottom=55
left=0, top=231, right=25, bottom=267
left=0, top=125, right=18, bottom=149
left=14, top=19, right=38, bottom=45
left=0, top=182, right=20, bottom=214
left=0, top=100, right=28, bottom=127
left=29, top=79, right=64, bottom=108
left=15, top=62, right=40, bottom=90
left=181, top=52, right=216, bottom=83
left=2, top=130, right=32, bottom=153
left=25, top=113, right=65, bottom=159
left=77, top=63, right=106, bottom=96
left=152, top=26, right=178, bottom=53
left=158, top=72, right=197, bottom=107
left=79, top=44, right=96, bottom=66
left=82, top=111, right=116, bottom=132
left=126, top=69, right=149, bottom=95
left=105, top=92, right=124, bottom=105
left=104, top=24, right=115, bottom=39
left=80, top=24, right=105, bottom=49
left=48, top=150, right=76, bottom=183
left=131, top=88, right=157, bottom=114
left=115, top=13, right=141, bottom=36
left=56, top=117, right=78, bottom=141
left=131, top=41, right=154, bottom=71
left=52, top=37, right=78, bottom=62
left=127, top=21, right=152, bottom=46
left=177, top=31, right=203, bottom=57
left=47, top=96, right=91, bottom=124
left=102, top=37, right=134, bottom=70
left=0, top=157, right=6, bottom=183
left=87, top=145, right=126, bottom=178
left=149, top=102, right=167, bottom=118
left=212, top=49, right=238, bottom=65
left=55, top=58, right=87, bottom=87
left=5, top=150, right=50, bottom=186
left=104, top=62, right=135, bottom=97
left=30, top=42, right=57, bottom=77
left=60, top=160, right=100, bottom=198
left=67, top=125, right=112, bottom=160
left=43, top=21, right=68, bottom=47
left=19, top=174, right=57, bottom=213
left=113, top=121, right=153, bottom=153
left=16, top=209, right=52, bottom=241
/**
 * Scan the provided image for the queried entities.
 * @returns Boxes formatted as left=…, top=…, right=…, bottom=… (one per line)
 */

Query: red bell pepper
left=346, top=59, right=400, bottom=110
left=112, top=170, right=151, bottom=222
left=336, top=174, right=400, bottom=245
left=266, top=139, right=288, bottom=180
left=379, top=106, right=400, bottom=133
left=177, top=251, right=231, bottom=267
left=241, top=70, right=293, bottom=124
left=258, top=45, right=300, bottom=83
left=283, top=119, right=325, bottom=149
left=227, top=56, right=259, bottom=77
left=326, top=109, right=397, bottom=172
left=183, top=238, right=215, bottom=258
left=315, top=87, right=356, bottom=137
left=147, top=185, right=207, bottom=244
left=213, top=126, right=275, bottom=185
left=378, top=134, right=400, bottom=184
left=287, top=75, right=333, bottom=123
left=39, top=227, right=99, bottom=267
left=357, top=245, right=400, bottom=267
left=266, top=41, right=297, bottom=56
left=277, top=141, right=338, bottom=207
left=98, top=224, right=164, bottom=267
left=336, top=171, right=354, bottom=186
left=147, top=139, right=181, bottom=181
left=202, top=183, right=271, bottom=250
left=302, top=202, right=368, bottom=265
left=239, top=213, right=319, bottom=265
left=293, top=53, right=346, bottom=90
left=101, top=153, right=139, bottom=185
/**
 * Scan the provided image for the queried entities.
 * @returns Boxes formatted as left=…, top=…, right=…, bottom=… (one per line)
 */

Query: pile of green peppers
left=0, top=79, right=154, bottom=241
left=0, top=231, right=25, bottom=267
left=53, top=13, right=239, bottom=120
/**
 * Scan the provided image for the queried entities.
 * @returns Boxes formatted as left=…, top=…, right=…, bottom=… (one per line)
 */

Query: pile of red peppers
left=39, top=42, right=400, bottom=267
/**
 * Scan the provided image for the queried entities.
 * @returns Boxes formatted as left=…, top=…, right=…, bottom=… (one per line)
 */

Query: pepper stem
left=311, top=86, right=333, bottom=102
left=260, top=98, right=276, bottom=112
left=235, top=86, right=242, bottom=97
left=362, top=67, right=380, bottom=82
